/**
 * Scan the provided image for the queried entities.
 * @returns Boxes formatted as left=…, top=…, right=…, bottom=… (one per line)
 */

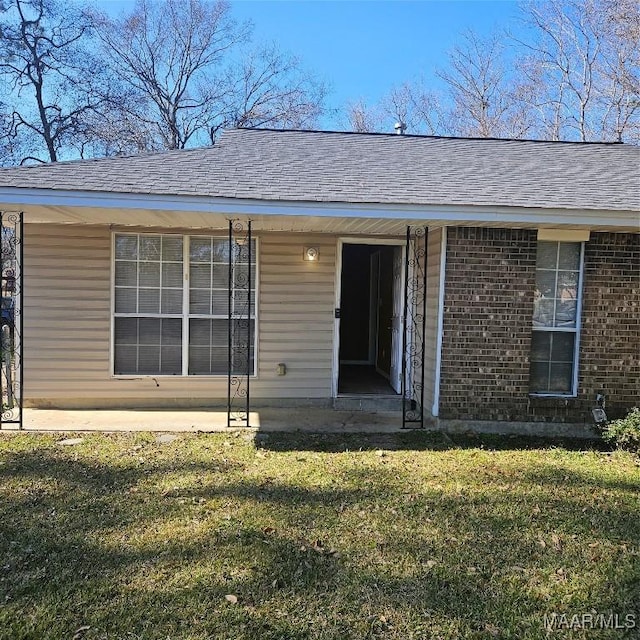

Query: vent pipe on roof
left=394, top=121, right=407, bottom=135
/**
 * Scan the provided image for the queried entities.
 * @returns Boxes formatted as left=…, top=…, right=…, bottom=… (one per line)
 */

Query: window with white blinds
left=529, top=241, right=584, bottom=395
left=113, top=233, right=256, bottom=376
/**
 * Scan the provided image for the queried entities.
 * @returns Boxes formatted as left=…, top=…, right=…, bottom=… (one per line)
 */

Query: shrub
left=601, top=407, right=640, bottom=453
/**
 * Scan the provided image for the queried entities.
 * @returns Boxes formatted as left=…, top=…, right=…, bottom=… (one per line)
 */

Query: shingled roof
left=0, top=128, right=638, bottom=211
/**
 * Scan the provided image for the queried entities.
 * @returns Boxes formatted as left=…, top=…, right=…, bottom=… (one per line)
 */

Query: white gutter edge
left=0, top=186, right=638, bottom=228
left=432, top=227, right=447, bottom=418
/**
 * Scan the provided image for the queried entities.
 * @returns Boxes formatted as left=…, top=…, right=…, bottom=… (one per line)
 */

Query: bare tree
left=92, top=0, right=326, bottom=151
left=75, top=88, right=163, bottom=158
left=516, top=1, right=600, bottom=141
left=404, top=83, right=445, bottom=136
left=437, top=30, right=533, bottom=138
left=343, top=99, right=384, bottom=133
left=345, top=31, right=533, bottom=138
left=596, top=0, right=640, bottom=142
left=340, top=2, right=638, bottom=144
left=0, top=0, right=108, bottom=163
left=0, top=101, right=14, bottom=165
left=221, top=43, right=326, bottom=137
left=379, top=82, right=431, bottom=134
left=343, top=83, right=442, bottom=135
left=515, top=0, right=640, bottom=142
left=91, top=0, right=246, bottom=151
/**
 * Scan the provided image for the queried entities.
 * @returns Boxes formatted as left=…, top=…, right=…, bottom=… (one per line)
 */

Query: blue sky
left=231, top=1, right=520, bottom=108
left=98, top=0, right=522, bottom=129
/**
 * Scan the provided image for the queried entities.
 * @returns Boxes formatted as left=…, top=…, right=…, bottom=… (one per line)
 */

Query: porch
left=16, top=406, right=408, bottom=434
left=1, top=206, right=441, bottom=432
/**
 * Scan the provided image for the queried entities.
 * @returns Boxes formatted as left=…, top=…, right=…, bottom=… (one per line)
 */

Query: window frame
left=529, top=240, right=585, bottom=397
left=110, top=231, right=258, bottom=378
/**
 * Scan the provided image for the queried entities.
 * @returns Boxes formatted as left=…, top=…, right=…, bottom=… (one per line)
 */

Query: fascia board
left=0, top=186, right=638, bottom=229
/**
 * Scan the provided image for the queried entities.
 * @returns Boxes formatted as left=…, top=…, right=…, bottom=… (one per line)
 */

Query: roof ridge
left=1, top=128, right=634, bottom=173
left=230, top=126, right=629, bottom=146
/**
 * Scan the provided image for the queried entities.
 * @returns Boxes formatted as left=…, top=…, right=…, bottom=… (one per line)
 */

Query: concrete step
left=333, top=395, right=404, bottom=412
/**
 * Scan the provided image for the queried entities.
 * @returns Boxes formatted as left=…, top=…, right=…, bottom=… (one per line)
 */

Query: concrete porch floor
left=4, top=407, right=410, bottom=434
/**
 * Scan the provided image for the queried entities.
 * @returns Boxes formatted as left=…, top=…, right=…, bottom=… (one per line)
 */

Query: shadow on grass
left=255, top=429, right=609, bottom=453
left=520, top=464, right=640, bottom=495
left=0, top=440, right=637, bottom=639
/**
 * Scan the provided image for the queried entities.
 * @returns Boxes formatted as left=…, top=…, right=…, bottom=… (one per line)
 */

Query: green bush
left=602, top=407, right=640, bottom=453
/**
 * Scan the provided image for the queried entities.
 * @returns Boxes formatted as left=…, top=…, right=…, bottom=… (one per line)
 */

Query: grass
left=0, top=430, right=638, bottom=640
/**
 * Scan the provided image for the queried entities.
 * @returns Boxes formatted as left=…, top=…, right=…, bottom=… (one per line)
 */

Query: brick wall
left=578, top=232, right=639, bottom=420
left=439, top=228, right=537, bottom=421
left=439, top=228, right=639, bottom=424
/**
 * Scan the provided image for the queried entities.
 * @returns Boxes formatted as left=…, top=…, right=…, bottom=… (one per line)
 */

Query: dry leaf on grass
left=73, top=626, right=91, bottom=640
left=551, top=533, right=563, bottom=551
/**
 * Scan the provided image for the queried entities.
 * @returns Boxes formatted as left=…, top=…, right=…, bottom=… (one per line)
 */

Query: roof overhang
left=0, top=187, right=638, bottom=234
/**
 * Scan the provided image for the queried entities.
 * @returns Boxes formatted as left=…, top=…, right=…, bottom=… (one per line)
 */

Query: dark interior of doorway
left=338, top=244, right=398, bottom=395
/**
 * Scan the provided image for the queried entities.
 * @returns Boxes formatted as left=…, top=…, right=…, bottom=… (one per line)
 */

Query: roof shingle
left=0, top=128, right=638, bottom=211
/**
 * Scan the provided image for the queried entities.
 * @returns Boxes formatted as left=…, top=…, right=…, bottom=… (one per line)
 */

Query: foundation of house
left=2, top=408, right=600, bottom=440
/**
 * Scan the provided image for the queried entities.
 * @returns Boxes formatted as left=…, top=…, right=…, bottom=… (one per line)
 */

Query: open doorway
left=337, top=242, right=403, bottom=395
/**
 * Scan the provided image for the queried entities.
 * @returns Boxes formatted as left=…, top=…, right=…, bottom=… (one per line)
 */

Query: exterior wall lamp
left=303, top=246, right=320, bottom=262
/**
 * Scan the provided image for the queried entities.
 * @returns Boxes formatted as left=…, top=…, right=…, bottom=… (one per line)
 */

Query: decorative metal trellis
left=227, top=220, right=252, bottom=428
left=0, top=211, right=23, bottom=430
left=402, top=226, right=427, bottom=428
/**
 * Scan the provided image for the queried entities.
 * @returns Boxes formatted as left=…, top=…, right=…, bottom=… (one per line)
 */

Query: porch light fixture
left=303, top=246, right=319, bottom=262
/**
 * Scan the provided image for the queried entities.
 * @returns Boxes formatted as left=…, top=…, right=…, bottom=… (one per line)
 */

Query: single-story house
left=0, top=128, right=638, bottom=433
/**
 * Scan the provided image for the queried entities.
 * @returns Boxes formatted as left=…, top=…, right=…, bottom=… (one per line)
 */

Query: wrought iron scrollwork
left=227, top=220, right=252, bottom=427
left=0, top=211, right=23, bottom=429
left=402, top=226, right=427, bottom=428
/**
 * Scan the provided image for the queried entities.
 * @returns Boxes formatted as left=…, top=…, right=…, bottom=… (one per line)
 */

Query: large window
left=530, top=241, right=583, bottom=395
left=113, top=233, right=256, bottom=376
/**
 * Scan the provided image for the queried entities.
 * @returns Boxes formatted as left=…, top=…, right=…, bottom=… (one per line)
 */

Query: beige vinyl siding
left=24, top=224, right=112, bottom=403
left=422, top=227, right=444, bottom=416
left=24, top=224, right=337, bottom=407
left=256, top=235, right=336, bottom=396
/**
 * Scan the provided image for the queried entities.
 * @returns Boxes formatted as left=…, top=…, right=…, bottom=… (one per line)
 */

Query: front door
left=336, top=241, right=404, bottom=396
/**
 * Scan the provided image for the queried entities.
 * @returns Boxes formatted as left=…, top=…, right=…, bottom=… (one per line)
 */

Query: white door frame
left=332, top=237, right=406, bottom=398
left=388, top=244, right=405, bottom=393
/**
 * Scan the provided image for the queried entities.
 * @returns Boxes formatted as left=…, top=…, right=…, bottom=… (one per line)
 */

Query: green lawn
left=0, top=431, right=638, bottom=640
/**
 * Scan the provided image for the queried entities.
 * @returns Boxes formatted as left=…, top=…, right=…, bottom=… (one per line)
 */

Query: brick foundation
left=439, top=228, right=639, bottom=425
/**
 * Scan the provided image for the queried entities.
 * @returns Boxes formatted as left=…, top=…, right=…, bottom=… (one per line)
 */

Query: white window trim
left=110, top=231, right=258, bottom=378
left=530, top=241, right=585, bottom=397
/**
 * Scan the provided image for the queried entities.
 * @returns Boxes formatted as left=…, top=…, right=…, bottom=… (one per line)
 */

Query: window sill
left=528, top=392, right=577, bottom=399
left=111, top=374, right=258, bottom=380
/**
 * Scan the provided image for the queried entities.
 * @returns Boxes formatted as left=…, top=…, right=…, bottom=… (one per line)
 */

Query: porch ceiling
left=0, top=179, right=637, bottom=234
left=15, top=203, right=452, bottom=235
left=6, top=200, right=639, bottom=234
